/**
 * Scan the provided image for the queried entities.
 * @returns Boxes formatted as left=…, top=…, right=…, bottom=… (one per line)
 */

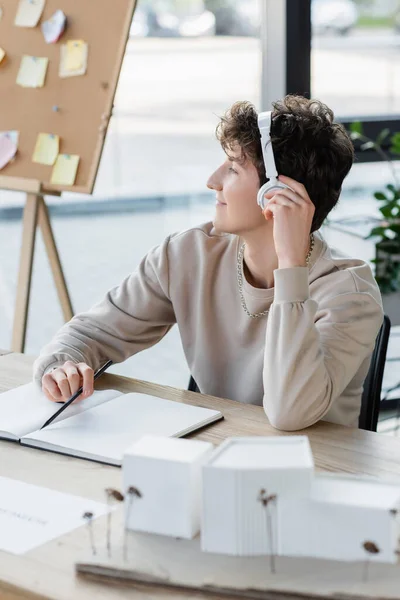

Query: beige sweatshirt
left=33, top=222, right=383, bottom=431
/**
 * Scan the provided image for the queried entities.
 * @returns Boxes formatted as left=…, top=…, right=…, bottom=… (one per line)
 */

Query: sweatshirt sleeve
left=33, top=236, right=176, bottom=387
left=263, top=267, right=383, bottom=431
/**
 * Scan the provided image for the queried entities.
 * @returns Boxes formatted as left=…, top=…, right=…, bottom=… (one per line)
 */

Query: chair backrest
left=359, top=314, right=391, bottom=432
left=188, top=375, right=200, bottom=394
left=189, top=315, right=391, bottom=433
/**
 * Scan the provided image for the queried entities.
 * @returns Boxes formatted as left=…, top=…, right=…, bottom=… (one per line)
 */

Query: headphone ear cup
left=257, top=181, right=289, bottom=210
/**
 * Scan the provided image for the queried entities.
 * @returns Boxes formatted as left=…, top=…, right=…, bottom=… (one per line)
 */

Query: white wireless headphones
left=257, top=111, right=290, bottom=211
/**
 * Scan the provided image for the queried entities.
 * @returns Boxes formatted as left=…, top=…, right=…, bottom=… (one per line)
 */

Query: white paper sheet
left=14, top=0, right=45, bottom=27
left=0, top=383, right=121, bottom=440
left=0, top=476, right=108, bottom=554
left=41, top=9, right=66, bottom=43
left=16, top=55, right=48, bottom=88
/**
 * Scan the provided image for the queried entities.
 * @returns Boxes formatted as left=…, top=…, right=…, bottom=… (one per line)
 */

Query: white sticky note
left=14, top=0, right=45, bottom=27
left=0, top=47, right=5, bottom=65
left=59, top=41, right=88, bottom=78
left=41, top=9, right=66, bottom=44
left=16, top=55, right=48, bottom=88
left=0, top=133, right=18, bottom=170
left=50, top=154, right=79, bottom=185
left=32, top=133, right=59, bottom=166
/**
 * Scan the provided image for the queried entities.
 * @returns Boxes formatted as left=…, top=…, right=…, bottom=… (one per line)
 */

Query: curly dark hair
left=216, top=95, right=354, bottom=231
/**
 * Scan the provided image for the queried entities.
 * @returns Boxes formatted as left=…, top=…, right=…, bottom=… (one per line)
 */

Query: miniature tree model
left=105, top=488, right=124, bottom=558
left=362, top=541, right=380, bottom=582
left=124, top=485, right=142, bottom=561
left=258, top=489, right=277, bottom=574
left=82, top=511, right=96, bottom=555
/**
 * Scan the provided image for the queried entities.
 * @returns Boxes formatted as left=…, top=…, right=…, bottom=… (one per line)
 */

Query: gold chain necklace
left=237, top=234, right=315, bottom=319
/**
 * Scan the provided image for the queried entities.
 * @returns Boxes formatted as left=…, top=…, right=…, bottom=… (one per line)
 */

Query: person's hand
left=263, top=175, right=315, bottom=269
left=42, top=361, right=94, bottom=403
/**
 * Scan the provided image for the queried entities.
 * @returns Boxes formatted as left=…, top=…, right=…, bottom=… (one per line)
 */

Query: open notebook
left=0, top=383, right=223, bottom=466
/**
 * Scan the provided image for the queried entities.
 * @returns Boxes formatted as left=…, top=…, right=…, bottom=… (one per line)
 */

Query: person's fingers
left=42, top=372, right=63, bottom=402
left=51, top=368, right=72, bottom=401
left=265, top=195, right=294, bottom=209
left=63, top=361, right=82, bottom=396
left=278, top=175, right=311, bottom=203
left=264, top=187, right=301, bottom=205
left=263, top=202, right=288, bottom=221
left=76, top=363, right=94, bottom=397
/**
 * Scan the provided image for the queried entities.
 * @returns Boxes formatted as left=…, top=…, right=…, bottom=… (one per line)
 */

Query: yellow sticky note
left=15, top=0, right=45, bottom=27
left=51, top=154, right=79, bottom=186
left=66, top=40, right=85, bottom=71
left=59, top=40, right=88, bottom=78
left=0, top=48, right=5, bottom=64
left=32, top=133, right=59, bottom=165
left=17, top=55, right=48, bottom=88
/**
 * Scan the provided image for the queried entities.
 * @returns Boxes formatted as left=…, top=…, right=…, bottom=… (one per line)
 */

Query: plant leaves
left=379, top=206, right=394, bottom=218
left=360, top=141, right=375, bottom=151
left=391, top=132, right=400, bottom=143
left=389, top=224, right=400, bottom=235
left=390, top=132, right=400, bottom=154
left=374, top=191, right=387, bottom=201
left=350, top=131, right=361, bottom=141
left=390, top=132, right=400, bottom=147
left=386, top=184, right=400, bottom=195
left=349, top=121, right=363, bottom=135
left=376, top=128, right=390, bottom=146
left=377, top=241, right=400, bottom=253
left=366, top=226, right=388, bottom=238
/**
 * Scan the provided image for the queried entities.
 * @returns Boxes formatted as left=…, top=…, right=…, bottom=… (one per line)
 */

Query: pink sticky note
left=0, top=134, right=17, bottom=170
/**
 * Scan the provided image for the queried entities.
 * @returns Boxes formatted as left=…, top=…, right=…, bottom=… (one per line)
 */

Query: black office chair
left=188, top=315, right=391, bottom=433
left=359, top=314, right=391, bottom=432
left=188, top=375, right=200, bottom=394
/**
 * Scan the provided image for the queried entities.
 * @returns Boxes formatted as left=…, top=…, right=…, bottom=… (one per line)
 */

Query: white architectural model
left=280, top=473, right=400, bottom=563
left=201, top=436, right=314, bottom=555
left=123, top=434, right=400, bottom=564
left=123, top=435, right=213, bottom=539
left=201, top=436, right=400, bottom=564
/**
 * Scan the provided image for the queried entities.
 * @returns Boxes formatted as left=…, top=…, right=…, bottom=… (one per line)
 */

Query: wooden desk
left=1, top=352, right=400, bottom=600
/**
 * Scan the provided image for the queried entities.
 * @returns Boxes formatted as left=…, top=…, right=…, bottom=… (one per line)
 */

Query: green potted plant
left=349, top=122, right=400, bottom=325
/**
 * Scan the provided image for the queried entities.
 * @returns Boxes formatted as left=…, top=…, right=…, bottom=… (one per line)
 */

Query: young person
left=33, top=95, right=383, bottom=431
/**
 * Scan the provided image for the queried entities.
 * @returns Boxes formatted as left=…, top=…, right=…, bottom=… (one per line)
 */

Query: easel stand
left=1, top=178, right=74, bottom=353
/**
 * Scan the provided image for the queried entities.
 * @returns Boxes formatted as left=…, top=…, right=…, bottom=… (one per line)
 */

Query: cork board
left=0, top=0, right=137, bottom=194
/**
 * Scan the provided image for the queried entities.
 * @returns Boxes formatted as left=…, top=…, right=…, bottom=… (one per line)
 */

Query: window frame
left=284, top=0, right=400, bottom=163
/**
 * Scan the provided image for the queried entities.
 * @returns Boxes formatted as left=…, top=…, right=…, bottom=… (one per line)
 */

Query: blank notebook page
left=0, top=383, right=120, bottom=440
left=22, top=393, right=221, bottom=465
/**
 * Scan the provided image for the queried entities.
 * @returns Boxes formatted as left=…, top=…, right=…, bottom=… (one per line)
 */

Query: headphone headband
left=258, top=111, right=278, bottom=182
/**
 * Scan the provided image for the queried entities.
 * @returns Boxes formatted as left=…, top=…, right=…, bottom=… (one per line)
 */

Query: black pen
left=40, top=360, right=113, bottom=430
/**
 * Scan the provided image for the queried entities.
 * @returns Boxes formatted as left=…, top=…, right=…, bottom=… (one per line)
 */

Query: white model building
left=123, top=435, right=213, bottom=539
left=201, top=436, right=400, bottom=564
left=279, top=473, right=400, bottom=563
left=201, top=436, right=314, bottom=555
left=122, top=433, right=400, bottom=564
